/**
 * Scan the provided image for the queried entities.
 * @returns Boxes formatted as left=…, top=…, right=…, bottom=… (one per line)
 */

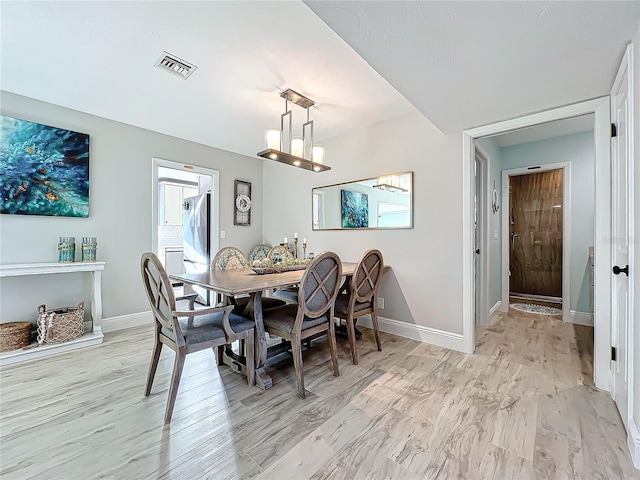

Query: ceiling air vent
left=154, top=52, right=197, bottom=80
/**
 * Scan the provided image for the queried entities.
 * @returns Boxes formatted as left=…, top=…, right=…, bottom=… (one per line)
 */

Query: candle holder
left=58, top=237, right=76, bottom=263
left=81, top=237, right=97, bottom=262
left=303, top=241, right=307, bottom=260
left=293, top=237, right=299, bottom=259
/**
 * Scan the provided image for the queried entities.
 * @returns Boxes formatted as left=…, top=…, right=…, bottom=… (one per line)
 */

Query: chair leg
left=145, top=337, right=163, bottom=396
left=214, top=345, right=225, bottom=366
left=371, top=305, right=382, bottom=352
left=239, top=339, right=246, bottom=357
left=246, top=331, right=255, bottom=386
left=346, top=315, right=359, bottom=365
left=165, top=348, right=186, bottom=424
left=291, top=339, right=305, bottom=399
left=328, top=319, right=340, bottom=377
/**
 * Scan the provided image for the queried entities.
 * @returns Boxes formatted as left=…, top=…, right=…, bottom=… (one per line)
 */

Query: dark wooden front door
left=509, top=169, right=563, bottom=298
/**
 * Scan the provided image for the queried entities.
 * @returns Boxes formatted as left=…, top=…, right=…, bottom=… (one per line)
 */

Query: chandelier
left=257, top=89, right=330, bottom=172
left=373, top=175, right=408, bottom=193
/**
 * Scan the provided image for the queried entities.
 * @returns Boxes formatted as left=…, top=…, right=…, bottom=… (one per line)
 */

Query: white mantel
left=0, top=261, right=105, bottom=365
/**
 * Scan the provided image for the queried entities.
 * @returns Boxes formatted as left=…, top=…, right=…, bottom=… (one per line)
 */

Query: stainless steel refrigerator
left=183, top=193, right=211, bottom=305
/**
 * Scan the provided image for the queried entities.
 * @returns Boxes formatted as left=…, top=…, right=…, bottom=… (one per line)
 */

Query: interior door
left=509, top=169, right=563, bottom=297
left=610, top=45, right=632, bottom=431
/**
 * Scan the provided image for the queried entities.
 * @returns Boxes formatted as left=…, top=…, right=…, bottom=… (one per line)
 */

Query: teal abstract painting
left=0, top=115, right=90, bottom=217
left=341, top=189, right=369, bottom=228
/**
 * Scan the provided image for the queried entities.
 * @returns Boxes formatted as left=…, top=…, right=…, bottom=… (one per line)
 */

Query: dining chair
left=267, top=244, right=293, bottom=263
left=268, top=245, right=300, bottom=304
left=334, top=249, right=384, bottom=365
left=140, top=252, right=255, bottom=424
left=248, top=244, right=271, bottom=263
left=211, top=247, right=285, bottom=313
left=262, top=251, right=342, bottom=399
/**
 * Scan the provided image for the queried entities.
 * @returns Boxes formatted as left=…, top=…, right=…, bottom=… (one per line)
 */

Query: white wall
left=264, top=111, right=465, bottom=337
left=0, top=91, right=264, bottom=324
left=499, top=131, right=595, bottom=313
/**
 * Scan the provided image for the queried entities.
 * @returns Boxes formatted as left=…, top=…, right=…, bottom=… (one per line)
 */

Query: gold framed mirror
left=312, top=171, right=413, bottom=230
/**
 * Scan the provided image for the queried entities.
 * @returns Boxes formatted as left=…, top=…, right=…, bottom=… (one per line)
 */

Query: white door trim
left=462, top=97, right=612, bottom=393
left=151, top=158, right=220, bottom=258
left=501, top=162, right=571, bottom=324
left=474, top=144, right=491, bottom=326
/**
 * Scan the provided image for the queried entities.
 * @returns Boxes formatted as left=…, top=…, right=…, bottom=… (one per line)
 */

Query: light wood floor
left=1, top=309, right=638, bottom=479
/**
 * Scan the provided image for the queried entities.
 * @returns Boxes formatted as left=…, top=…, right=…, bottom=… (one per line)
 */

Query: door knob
left=613, top=265, right=629, bottom=276
left=475, top=249, right=480, bottom=255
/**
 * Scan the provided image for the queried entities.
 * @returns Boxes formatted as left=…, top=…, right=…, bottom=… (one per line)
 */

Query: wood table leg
left=251, top=291, right=272, bottom=390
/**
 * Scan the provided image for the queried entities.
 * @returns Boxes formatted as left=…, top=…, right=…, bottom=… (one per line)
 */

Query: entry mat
left=510, top=303, right=562, bottom=315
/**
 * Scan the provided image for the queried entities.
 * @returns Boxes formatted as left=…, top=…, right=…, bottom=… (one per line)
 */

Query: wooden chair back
left=212, top=246, right=249, bottom=270
left=298, top=252, right=342, bottom=321
left=350, top=249, right=384, bottom=303
left=140, top=252, right=181, bottom=342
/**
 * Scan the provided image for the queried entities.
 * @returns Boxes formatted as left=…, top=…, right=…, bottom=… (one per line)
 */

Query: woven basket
left=37, top=302, right=84, bottom=345
left=0, top=322, right=33, bottom=352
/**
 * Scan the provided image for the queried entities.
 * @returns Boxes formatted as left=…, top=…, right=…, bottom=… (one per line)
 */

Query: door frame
left=474, top=145, right=490, bottom=326
left=462, top=97, right=612, bottom=392
left=151, top=158, right=220, bottom=259
left=501, top=162, right=571, bottom=323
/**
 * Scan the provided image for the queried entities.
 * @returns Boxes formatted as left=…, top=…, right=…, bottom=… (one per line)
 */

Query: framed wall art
left=234, top=179, right=251, bottom=226
left=341, top=189, right=369, bottom=228
left=0, top=115, right=90, bottom=217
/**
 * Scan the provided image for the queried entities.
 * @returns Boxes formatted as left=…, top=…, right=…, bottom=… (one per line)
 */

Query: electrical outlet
left=377, top=297, right=385, bottom=309
left=494, top=231, right=498, bottom=240
left=220, top=230, right=226, bottom=239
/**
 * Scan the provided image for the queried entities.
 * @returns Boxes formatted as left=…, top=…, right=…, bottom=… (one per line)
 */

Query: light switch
left=220, top=230, right=226, bottom=239
left=494, top=231, right=498, bottom=240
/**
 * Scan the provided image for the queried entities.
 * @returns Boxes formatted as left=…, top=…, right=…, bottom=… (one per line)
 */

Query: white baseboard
left=489, top=301, right=502, bottom=316
left=630, top=418, right=640, bottom=469
left=102, top=311, right=153, bottom=333
left=357, top=315, right=465, bottom=352
left=567, top=310, right=593, bottom=326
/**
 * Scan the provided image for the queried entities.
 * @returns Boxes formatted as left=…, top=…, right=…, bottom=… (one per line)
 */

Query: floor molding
left=102, top=311, right=153, bottom=333
left=567, top=310, right=593, bottom=327
left=489, top=300, right=502, bottom=316
left=358, top=315, right=465, bottom=352
left=630, top=418, right=640, bottom=469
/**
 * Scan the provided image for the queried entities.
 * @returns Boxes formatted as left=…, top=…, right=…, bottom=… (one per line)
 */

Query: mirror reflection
left=312, top=171, right=413, bottom=230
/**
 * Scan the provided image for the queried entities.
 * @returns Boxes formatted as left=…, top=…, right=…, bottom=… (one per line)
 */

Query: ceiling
left=490, top=114, right=594, bottom=148
left=1, top=1, right=639, bottom=159
left=0, top=1, right=413, bottom=159
left=306, top=1, right=640, bottom=133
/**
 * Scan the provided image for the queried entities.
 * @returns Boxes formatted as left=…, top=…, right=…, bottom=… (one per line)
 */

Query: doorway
left=504, top=165, right=570, bottom=322
left=151, top=158, right=220, bottom=302
left=462, top=98, right=611, bottom=392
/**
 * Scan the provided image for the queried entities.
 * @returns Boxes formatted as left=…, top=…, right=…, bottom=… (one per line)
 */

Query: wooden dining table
left=170, top=262, right=358, bottom=390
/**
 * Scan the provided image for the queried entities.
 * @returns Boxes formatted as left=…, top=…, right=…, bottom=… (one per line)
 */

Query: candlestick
left=303, top=240, right=307, bottom=260
left=294, top=237, right=299, bottom=259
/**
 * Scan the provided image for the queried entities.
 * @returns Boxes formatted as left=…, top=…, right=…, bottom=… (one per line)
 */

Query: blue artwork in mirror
left=341, top=190, right=369, bottom=228
left=1, top=115, right=90, bottom=217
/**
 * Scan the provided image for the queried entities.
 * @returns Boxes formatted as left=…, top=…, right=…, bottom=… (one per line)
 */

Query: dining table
left=170, top=262, right=358, bottom=390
